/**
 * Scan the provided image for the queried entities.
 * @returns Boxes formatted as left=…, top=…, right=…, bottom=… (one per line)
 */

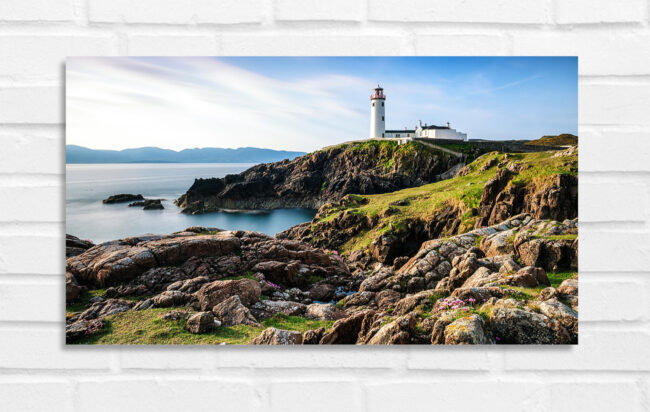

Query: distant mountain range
left=66, top=145, right=306, bottom=164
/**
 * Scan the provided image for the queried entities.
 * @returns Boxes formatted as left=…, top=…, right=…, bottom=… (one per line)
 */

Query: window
left=372, top=102, right=375, bottom=107
left=381, top=102, right=384, bottom=107
left=382, top=116, right=384, bottom=121
left=396, top=134, right=400, bottom=137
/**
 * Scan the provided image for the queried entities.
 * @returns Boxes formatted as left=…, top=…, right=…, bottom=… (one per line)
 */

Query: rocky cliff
left=175, top=140, right=460, bottom=213
left=280, top=147, right=578, bottom=265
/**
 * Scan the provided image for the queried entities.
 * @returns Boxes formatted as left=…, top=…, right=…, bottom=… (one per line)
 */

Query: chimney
left=446, top=121, right=450, bottom=128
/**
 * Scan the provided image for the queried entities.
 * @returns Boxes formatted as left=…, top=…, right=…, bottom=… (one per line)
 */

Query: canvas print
left=65, top=57, right=578, bottom=345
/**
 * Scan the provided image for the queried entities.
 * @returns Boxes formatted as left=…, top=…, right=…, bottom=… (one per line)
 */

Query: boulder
left=359, top=268, right=394, bottom=292
left=451, top=287, right=506, bottom=304
left=212, top=295, right=260, bottom=327
left=366, top=313, right=416, bottom=345
left=502, top=266, right=549, bottom=287
left=252, top=327, right=302, bottom=345
left=480, top=229, right=516, bottom=257
left=66, top=234, right=94, bottom=257
left=393, top=290, right=438, bottom=316
left=186, top=312, right=216, bottom=334
left=514, top=234, right=576, bottom=272
left=79, top=299, right=133, bottom=320
left=302, top=327, right=325, bottom=344
left=249, top=300, right=307, bottom=319
left=375, top=289, right=401, bottom=310
left=430, top=311, right=457, bottom=344
left=66, top=243, right=157, bottom=287
left=305, top=303, right=346, bottom=321
left=66, top=319, right=105, bottom=342
left=166, top=276, right=210, bottom=293
left=161, top=310, right=190, bottom=321
left=194, top=278, right=261, bottom=311
left=320, top=310, right=376, bottom=344
left=340, top=291, right=375, bottom=308
left=444, top=314, right=492, bottom=344
left=66, top=272, right=82, bottom=303
left=490, top=307, right=573, bottom=344
left=538, top=298, right=578, bottom=334
left=557, top=278, right=578, bottom=296
left=151, top=290, right=191, bottom=308
left=308, top=283, right=336, bottom=301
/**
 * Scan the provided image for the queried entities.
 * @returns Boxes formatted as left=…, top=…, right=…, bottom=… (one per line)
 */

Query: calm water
left=66, top=163, right=316, bottom=243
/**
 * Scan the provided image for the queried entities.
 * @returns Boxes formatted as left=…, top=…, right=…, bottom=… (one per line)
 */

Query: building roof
left=385, top=130, right=415, bottom=133
left=421, top=125, right=450, bottom=130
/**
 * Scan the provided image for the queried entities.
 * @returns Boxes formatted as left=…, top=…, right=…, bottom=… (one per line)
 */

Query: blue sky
left=67, top=56, right=577, bottom=152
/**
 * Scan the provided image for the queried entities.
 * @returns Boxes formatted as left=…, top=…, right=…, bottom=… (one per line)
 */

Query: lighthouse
left=369, top=85, right=386, bottom=138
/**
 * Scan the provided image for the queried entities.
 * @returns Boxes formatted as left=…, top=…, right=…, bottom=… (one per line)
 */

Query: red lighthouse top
left=370, top=85, right=385, bottom=100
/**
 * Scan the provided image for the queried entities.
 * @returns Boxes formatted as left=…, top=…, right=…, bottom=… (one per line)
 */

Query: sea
left=66, top=163, right=316, bottom=244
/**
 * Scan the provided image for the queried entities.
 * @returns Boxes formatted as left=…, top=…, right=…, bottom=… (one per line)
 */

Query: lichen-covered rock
left=151, top=290, right=191, bottom=308
left=365, top=313, right=416, bottom=345
left=252, top=327, right=302, bottom=345
left=490, top=307, right=573, bottom=344
left=212, top=295, right=260, bottom=327
left=305, top=303, right=346, bottom=321
left=249, top=300, right=307, bottom=319
left=66, top=319, right=105, bottom=342
left=302, top=327, right=325, bottom=344
left=79, top=299, right=133, bottom=320
left=194, top=278, right=261, bottom=311
left=186, top=312, right=216, bottom=334
left=538, top=298, right=578, bottom=335
left=393, top=290, right=439, bottom=316
left=444, top=314, right=492, bottom=344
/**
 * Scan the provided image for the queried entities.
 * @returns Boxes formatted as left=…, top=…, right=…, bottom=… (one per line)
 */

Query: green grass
left=314, top=149, right=577, bottom=254
left=73, top=310, right=334, bottom=345
left=547, top=271, right=577, bottom=288
left=66, top=289, right=107, bottom=314
left=525, top=133, right=577, bottom=146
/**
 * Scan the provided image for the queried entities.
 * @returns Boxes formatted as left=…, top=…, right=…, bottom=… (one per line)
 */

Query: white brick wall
left=0, top=1, right=648, bottom=410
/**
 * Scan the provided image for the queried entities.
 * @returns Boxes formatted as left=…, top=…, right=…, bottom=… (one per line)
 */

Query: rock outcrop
left=103, top=194, right=144, bottom=204
left=176, top=140, right=460, bottom=213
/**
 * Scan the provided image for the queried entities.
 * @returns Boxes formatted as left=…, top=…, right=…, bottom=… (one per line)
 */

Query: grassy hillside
left=313, top=149, right=578, bottom=254
left=525, top=134, right=577, bottom=146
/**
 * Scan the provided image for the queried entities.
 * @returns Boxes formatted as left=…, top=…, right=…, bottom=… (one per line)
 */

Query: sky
left=66, top=56, right=577, bottom=152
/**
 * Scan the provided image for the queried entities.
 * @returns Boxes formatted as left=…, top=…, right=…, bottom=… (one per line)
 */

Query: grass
left=547, top=271, right=577, bottom=288
left=66, top=289, right=107, bottom=314
left=314, top=149, right=577, bottom=254
left=73, top=310, right=334, bottom=345
left=525, top=133, right=577, bottom=146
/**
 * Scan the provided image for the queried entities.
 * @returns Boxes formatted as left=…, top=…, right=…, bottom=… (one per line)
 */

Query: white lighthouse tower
left=369, top=85, right=386, bottom=138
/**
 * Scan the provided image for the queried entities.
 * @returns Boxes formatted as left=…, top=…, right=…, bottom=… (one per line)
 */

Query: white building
left=369, top=85, right=467, bottom=141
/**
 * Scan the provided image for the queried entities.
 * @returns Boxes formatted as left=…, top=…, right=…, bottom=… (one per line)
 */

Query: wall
left=0, top=1, right=649, bottom=411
